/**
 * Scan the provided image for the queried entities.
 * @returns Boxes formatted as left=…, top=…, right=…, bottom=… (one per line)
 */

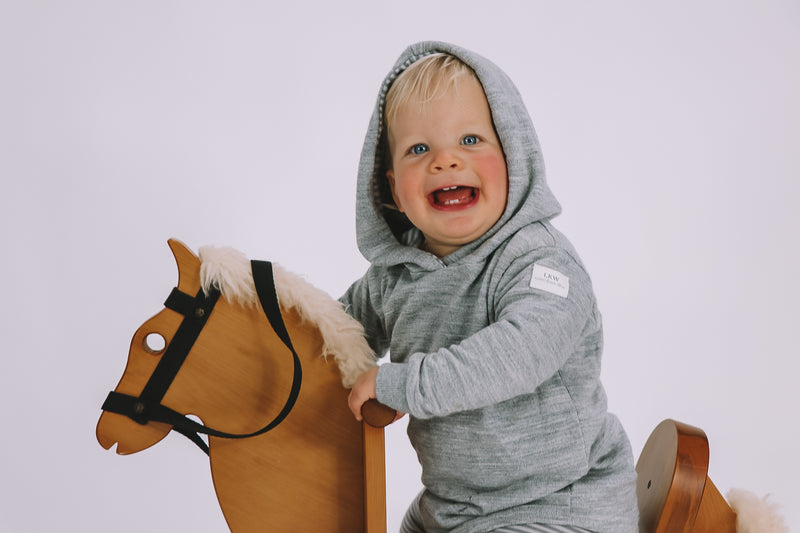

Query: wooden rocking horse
left=96, top=239, right=396, bottom=532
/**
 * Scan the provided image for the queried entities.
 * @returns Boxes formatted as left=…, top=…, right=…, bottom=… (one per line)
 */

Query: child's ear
left=386, top=170, right=404, bottom=213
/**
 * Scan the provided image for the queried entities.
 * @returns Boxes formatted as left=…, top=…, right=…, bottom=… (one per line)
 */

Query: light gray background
left=2, top=1, right=797, bottom=531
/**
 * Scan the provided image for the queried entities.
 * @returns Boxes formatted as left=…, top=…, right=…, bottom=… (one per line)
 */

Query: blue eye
left=461, top=135, right=479, bottom=146
left=411, top=144, right=429, bottom=155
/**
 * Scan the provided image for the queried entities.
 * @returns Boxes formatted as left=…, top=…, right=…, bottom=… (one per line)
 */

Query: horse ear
left=167, top=238, right=202, bottom=294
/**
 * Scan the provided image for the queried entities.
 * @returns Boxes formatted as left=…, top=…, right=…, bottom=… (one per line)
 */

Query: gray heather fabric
left=341, top=41, right=638, bottom=533
left=402, top=491, right=597, bottom=533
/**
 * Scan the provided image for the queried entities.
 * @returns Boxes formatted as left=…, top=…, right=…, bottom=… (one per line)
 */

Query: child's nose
left=430, top=149, right=462, bottom=172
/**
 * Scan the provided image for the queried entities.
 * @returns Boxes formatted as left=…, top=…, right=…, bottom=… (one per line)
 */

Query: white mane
left=198, top=245, right=375, bottom=387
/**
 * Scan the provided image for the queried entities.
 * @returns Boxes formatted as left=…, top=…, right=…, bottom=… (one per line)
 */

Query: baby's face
left=386, top=76, right=508, bottom=257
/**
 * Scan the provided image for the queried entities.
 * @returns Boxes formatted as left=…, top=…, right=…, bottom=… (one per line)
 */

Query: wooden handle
left=362, top=422, right=387, bottom=532
left=361, top=399, right=397, bottom=428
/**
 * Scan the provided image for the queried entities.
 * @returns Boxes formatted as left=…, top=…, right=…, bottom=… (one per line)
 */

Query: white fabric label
left=530, top=264, right=569, bottom=298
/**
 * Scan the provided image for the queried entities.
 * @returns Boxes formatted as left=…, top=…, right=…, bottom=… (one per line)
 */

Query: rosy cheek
left=473, top=153, right=508, bottom=184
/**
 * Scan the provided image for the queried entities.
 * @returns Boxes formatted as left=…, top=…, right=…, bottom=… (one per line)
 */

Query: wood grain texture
left=692, top=477, right=737, bottom=532
left=363, top=423, right=387, bottom=533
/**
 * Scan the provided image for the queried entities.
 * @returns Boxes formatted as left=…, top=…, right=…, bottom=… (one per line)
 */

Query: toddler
left=343, top=41, right=638, bottom=533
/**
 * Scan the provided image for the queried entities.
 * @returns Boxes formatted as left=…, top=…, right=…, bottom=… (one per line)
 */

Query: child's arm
left=348, top=367, right=406, bottom=424
left=341, top=272, right=408, bottom=424
left=375, top=248, right=597, bottom=419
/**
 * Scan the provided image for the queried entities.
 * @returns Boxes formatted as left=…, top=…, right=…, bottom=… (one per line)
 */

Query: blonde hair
left=384, top=53, right=478, bottom=126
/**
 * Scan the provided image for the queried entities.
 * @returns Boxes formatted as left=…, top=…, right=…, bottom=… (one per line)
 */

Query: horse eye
left=143, top=332, right=167, bottom=355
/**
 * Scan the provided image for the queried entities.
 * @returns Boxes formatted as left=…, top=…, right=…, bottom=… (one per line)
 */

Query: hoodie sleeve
left=340, top=273, right=391, bottom=360
left=375, top=247, right=598, bottom=418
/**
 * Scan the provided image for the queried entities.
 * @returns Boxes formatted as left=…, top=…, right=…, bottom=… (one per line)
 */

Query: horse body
left=97, top=239, right=380, bottom=532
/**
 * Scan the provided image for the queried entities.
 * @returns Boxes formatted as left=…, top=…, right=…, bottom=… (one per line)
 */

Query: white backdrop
left=2, top=1, right=798, bottom=531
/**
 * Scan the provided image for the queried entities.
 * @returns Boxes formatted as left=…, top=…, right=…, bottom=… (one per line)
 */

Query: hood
left=355, top=41, right=561, bottom=269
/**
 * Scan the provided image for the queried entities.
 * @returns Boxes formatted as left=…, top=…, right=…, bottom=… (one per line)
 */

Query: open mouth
left=428, top=186, right=478, bottom=209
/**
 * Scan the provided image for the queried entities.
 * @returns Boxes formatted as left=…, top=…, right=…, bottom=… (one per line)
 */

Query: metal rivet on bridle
left=133, top=401, right=145, bottom=415
left=195, top=308, right=205, bottom=318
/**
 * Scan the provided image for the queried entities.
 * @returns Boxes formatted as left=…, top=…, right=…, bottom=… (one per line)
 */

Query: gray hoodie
left=341, top=41, right=638, bottom=532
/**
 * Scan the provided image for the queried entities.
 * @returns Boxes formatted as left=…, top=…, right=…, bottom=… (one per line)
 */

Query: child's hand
left=348, top=367, right=379, bottom=421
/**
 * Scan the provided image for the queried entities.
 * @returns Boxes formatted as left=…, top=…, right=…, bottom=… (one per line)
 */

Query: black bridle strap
left=141, top=287, right=221, bottom=407
left=102, top=260, right=302, bottom=455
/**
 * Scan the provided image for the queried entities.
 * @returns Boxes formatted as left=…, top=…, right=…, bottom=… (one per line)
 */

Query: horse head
left=97, top=239, right=206, bottom=454
left=97, top=238, right=378, bottom=456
